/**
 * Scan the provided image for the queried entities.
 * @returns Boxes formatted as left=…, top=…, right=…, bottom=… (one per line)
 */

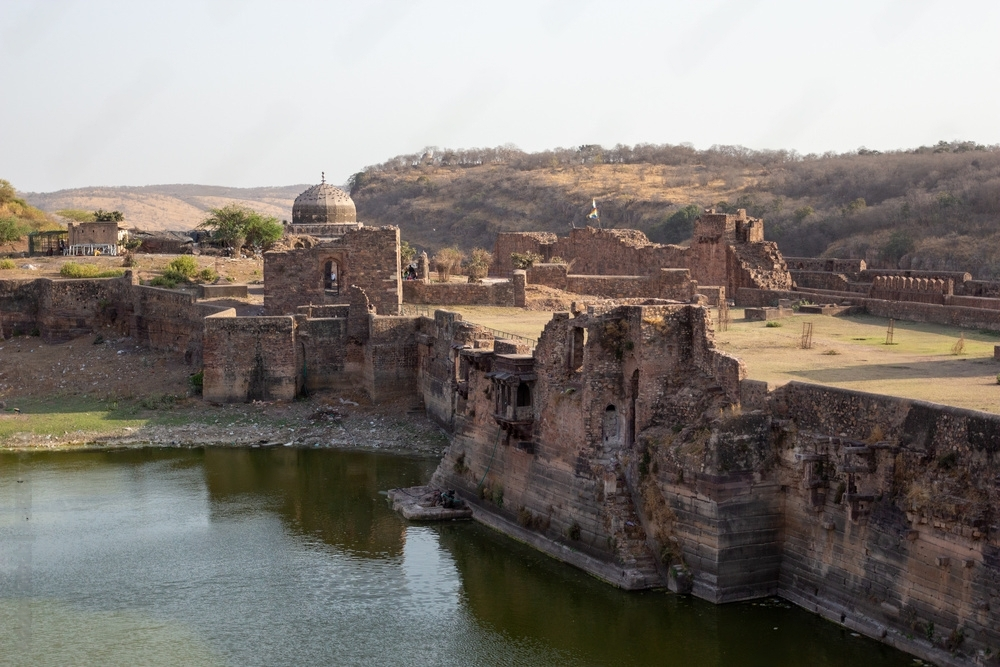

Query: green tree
left=400, top=240, right=416, bottom=267
left=882, top=230, right=915, bottom=265
left=0, top=217, right=28, bottom=251
left=652, top=204, right=701, bottom=244
left=465, top=247, right=492, bottom=282
left=0, top=180, right=17, bottom=205
left=93, top=209, right=124, bottom=222
left=200, top=204, right=283, bottom=252
left=510, top=251, right=543, bottom=270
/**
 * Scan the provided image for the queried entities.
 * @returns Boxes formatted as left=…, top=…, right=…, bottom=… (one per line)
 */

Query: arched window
left=324, top=259, right=340, bottom=295
left=516, top=383, right=532, bottom=407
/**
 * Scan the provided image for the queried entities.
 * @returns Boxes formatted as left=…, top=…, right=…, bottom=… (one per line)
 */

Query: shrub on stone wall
left=0, top=259, right=14, bottom=270
left=465, top=247, right=492, bottom=282
left=511, top=251, right=543, bottom=269
left=433, top=246, right=464, bottom=282
left=149, top=256, right=217, bottom=288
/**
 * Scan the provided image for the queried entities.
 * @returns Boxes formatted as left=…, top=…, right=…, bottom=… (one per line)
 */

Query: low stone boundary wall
left=402, top=279, right=519, bottom=306
left=527, top=264, right=696, bottom=302
left=785, top=257, right=866, bottom=273
left=199, top=283, right=249, bottom=299
left=738, top=287, right=1000, bottom=332
left=790, top=270, right=852, bottom=292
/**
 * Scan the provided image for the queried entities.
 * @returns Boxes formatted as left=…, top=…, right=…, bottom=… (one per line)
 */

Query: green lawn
left=0, top=397, right=151, bottom=441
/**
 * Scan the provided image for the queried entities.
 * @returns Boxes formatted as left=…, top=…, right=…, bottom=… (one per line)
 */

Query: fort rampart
left=4, top=268, right=1000, bottom=663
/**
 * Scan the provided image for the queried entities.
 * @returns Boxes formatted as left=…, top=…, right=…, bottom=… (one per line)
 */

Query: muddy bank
left=0, top=393, right=450, bottom=456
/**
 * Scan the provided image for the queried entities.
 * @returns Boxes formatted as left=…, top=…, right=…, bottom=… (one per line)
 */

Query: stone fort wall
left=489, top=213, right=792, bottom=299
left=0, top=274, right=228, bottom=366
left=264, top=227, right=401, bottom=316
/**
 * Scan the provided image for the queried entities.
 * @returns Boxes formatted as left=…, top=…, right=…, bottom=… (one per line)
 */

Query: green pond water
left=0, top=448, right=915, bottom=666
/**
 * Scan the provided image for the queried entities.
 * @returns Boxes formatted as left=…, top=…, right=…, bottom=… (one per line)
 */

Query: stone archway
left=323, top=259, right=342, bottom=295
left=603, top=404, right=620, bottom=447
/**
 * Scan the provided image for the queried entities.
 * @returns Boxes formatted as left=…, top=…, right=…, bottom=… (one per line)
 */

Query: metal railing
left=468, top=324, right=536, bottom=349
left=397, top=305, right=536, bottom=349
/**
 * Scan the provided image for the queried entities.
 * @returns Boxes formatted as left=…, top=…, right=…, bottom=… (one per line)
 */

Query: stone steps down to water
left=388, top=485, right=473, bottom=521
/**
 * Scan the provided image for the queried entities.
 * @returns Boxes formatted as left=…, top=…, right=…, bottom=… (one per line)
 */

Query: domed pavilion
left=287, top=173, right=363, bottom=237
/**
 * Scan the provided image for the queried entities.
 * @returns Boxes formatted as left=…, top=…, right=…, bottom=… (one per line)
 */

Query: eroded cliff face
left=423, top=305, right=1000, bottom=666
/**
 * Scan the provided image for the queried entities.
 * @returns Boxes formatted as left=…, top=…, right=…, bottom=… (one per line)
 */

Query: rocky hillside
left=24, top=184, right=308, bottom=233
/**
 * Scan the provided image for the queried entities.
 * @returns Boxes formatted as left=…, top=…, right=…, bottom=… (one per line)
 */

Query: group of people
left=403, top=264, right=418, bottom=280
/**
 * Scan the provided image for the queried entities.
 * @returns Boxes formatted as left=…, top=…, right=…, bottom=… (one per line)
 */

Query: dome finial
left=321, top=171, right=325, bottom=184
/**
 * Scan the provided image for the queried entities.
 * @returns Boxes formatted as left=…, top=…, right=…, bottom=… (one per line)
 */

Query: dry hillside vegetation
left=351, top=142, right=1000, bottom=278
left=25, top=184, right=305, bottom=233
left=14, top=140, right=1000, bottom=275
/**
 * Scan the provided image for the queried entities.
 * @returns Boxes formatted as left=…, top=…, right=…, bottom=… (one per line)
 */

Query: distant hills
left=24, top=184, right=308, bottom=233
left=17, top=140, right=1000, bottom=278
left=348, top=142, right=1000, bottom=279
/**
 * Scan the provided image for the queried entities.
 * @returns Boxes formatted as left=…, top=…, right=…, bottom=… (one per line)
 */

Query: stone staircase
left=605, top=467, right=664, bottom=588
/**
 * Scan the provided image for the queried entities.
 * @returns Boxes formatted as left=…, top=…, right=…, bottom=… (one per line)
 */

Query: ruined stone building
left=417, top=305, right=1000, bottom=667
left=9, top=181, right=1000, bottom=664
left=264, top=180, right=401, bottom=316
left=491, top=209, right=793, bottom=299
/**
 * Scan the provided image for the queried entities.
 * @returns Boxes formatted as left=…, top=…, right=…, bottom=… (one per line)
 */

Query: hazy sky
left=3, top=0, right=999, bottom=193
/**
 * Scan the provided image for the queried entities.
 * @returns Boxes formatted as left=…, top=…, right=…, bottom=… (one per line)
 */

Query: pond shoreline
left=0, top=393, right=450, bottom=457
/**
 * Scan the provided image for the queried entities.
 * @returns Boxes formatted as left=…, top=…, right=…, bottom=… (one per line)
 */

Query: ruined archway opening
left=324, top=259, right=341, bottom=295
left=569, top=326, right=585, bottom=371
left=603, top=404, right=619, bottom=446
left=516, top=382, right=532, bottom=407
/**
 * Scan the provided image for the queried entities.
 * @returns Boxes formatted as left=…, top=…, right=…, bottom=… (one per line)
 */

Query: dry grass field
left=0, top=253, right=264, bottom=285
left=437, top=305, right=1000, bottom=415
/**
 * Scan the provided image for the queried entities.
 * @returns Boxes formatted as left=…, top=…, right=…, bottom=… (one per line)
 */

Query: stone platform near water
left=388, top=485, right=473, bottom=521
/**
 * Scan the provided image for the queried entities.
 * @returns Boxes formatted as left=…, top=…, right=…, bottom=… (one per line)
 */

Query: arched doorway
left=603, top=404, right=619, bottom=446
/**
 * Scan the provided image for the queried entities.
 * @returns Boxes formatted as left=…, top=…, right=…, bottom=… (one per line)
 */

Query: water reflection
left=0, top=449, right=915, bottom=667
left=201, top=448, right=437, bottom=558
